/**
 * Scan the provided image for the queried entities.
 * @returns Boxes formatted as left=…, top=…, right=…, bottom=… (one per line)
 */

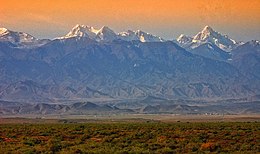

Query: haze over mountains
left=0, top=25, right=259, bottom=115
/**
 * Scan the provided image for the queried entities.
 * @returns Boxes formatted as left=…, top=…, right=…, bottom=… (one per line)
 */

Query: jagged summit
left=63, top=24, right=98, bottom=39
left=0, top=28, right=9, bottom=35
left=177, top=25, right=239, bottom=51
left=0, top=25, right=247, bottom=51
left=193, top=25, right=216, bottom=41
left=58, top=24, right=165, bottom=42
left=96, top=26, right=117, bottom=41
left=134, top=30, right=164, bottom=42
left=119, top=29, right=164, bottom=42
left=59, top=24, right=118, bottom=41
left=98, top=26, right=113, bottom=32
left=0, top=27, right=49, bottom=47
left=202, top=25, right=214, bottom=33
left=177, top=34, right=192, bottom=44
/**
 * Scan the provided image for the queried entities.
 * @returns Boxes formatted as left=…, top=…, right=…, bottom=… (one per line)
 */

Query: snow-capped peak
left=58, top=24, right=167, bottom=42
left=63, top=24, right=98, bottom=39
left=0, top=28, right=37, bottom=43
left=96, top=26, right=117, bottom=41
left=177, top=25, right=239, bottom=51
left=0, top=27, right=49, bottom=47
left=0, top=28, right=9, bottom=35
left=202, top=25, right=214, bottom=33
left=98, top=26, right=114, bottom=33
left=193, top=25, right=217, bottom=41
left=177, top=34, right=192, bottom=44
left=58, top=25, right=118, bottom=42
left=119, top=29, right=164, bottom=42
left=134, top=30, right=164, bottom=42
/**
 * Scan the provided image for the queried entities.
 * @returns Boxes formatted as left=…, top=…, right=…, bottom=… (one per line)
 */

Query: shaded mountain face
left=1, top=99, right=259, bottom=115
left=0, top=26, right=259, bottom=104
left=0, top=101, right=132, bottom=115
left=231, top=40, right=260, bottom=79
left=0, top=36, right=258, bottom=103
left=191, top=43, right=231, bottom=61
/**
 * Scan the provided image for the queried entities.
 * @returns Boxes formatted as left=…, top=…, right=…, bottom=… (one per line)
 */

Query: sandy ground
left=0, top=114, right=260, bottom=124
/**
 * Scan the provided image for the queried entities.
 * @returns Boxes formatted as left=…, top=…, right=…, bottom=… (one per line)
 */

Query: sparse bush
left=0, top=122, right=259, bottom=153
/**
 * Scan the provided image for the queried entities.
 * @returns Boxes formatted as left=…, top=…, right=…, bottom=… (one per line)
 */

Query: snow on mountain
left=177, top=26, right=239, bottom=51
left=134, top=30, right=164, bottom=42
left=176, top=34, right=193, bottom=48
left=0, top=27, right=49, bottom=47
left=0, top=28, right=9, bottom=35
left=59, top=24, right=98, bottom=39
left=0, top=28, right=36, bottom=43
left=193, top=26, right=238, bottom=51
left=58, top=25, right=118, bottom=42
left=119, top=30, right=164, bottom=42
left=177, top=34, right=192, bottom=44
left=58, top=24, right=165, bottom=42
left=118, top=30, right=139, bottom=41
left=95, top=26, right=118, bottom=41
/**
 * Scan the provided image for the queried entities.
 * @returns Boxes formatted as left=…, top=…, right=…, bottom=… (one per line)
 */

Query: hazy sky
left=1, top=0, right=259, bottom=41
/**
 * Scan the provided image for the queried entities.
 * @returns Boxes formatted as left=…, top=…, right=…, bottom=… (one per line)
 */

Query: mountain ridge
left=176, top=25, right=240, bottom=51
left=0, top=26, right=259, bottom=105
left=56, top=24, right=164, bottom=42
left=0, top=27, right=50, bottom=48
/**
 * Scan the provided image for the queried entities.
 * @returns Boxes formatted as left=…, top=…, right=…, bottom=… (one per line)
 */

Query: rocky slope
left=0, top=26, right=259, bottom=105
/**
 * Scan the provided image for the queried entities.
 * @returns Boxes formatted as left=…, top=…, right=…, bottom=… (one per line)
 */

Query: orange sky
left=1, top=0, right=259, bottom=41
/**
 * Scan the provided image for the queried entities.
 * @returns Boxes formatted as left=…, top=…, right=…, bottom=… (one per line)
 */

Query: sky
left=1, top=0, right=259, bottom=41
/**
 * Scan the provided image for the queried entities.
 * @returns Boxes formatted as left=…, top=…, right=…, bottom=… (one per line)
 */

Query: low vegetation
left=0, top=122, right=259, bottom=153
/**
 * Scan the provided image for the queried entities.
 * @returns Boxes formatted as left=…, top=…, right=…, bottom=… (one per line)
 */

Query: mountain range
left=0, top=25, right=259, bottom=115
left=0, top=28, right=49, bottom=47
left=57, top=24, right=164, bottom=42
